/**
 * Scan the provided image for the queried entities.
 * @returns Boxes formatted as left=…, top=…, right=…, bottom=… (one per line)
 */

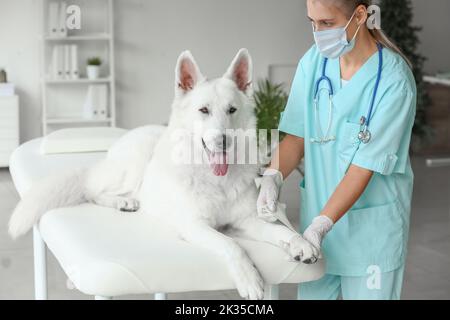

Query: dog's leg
left=177, top=220, right=264, bottom=300
left=92, top=195, right=140, bottom=212
left=235, top=217, right=319, bottom=263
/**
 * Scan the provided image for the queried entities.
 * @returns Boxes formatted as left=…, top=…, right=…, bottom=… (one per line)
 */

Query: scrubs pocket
left=346, top=199, right=405, bottom=267
left=337, top=121, right=361, bottom=175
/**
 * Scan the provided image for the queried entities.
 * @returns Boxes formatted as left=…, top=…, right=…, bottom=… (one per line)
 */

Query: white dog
left=9, top=49, right=318, bottom=300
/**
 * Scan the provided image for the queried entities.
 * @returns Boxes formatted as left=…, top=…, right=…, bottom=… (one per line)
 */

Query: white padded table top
left=9, top=138, right=325, bottom=297
left=9, top=139, right=105, bottom=197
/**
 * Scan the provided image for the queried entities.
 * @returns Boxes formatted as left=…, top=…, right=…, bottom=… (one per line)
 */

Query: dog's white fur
left=9, top=49, right=317, bottom=300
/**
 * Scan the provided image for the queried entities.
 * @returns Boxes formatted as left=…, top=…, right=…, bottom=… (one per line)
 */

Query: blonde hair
left=330, top=0, right=413, bottom=68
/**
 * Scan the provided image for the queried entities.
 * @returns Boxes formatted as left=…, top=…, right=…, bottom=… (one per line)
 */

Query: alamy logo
left=366, top=265, right=381, bottom=290
left=66, top=5, right=81, bottom=30
left=367, top=5, right=381, bottom=30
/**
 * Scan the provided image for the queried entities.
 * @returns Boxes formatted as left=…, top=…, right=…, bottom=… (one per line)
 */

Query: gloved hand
left=302, top=215, right=334, bottom=256
left=279, top=234, right=321, bottom=264
left=255, top=169, right=284, bottom=223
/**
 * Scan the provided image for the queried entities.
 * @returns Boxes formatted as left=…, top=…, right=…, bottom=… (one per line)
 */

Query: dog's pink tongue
left=209, top=152, right=228, bottom=176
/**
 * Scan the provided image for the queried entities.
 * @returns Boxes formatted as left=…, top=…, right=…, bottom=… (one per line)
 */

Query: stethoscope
left=311, top=42, right=383, bottom=145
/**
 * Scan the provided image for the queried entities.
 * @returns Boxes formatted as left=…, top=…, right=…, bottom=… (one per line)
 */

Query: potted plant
left=86, top=57, right=102, bottom=80
left=0, top=69, right=7, bottom=83
left=254, top=79, right=288, bottom=146
left=254, top=79, right=293, bottom=171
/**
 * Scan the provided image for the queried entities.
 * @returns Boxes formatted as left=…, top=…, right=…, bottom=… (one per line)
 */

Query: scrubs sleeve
left=278, top=61, right=306, bottom=138
left=351, top=80, right=416, bottom=176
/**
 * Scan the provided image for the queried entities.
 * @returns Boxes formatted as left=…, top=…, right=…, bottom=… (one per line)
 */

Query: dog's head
left=170, top=49, right=257, bottom=177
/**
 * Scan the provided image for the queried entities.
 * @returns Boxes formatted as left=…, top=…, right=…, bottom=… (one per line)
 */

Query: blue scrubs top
left=278, top=45, right=417, bottom=276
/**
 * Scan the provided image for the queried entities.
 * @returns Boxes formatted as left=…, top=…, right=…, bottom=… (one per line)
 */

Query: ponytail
left=369, top=25, right=413, bottom=69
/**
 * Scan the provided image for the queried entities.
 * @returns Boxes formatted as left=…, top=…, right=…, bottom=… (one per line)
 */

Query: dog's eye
left=199, top=107, right=209, bottom=114
left=228, top=106, right=237, bottom=114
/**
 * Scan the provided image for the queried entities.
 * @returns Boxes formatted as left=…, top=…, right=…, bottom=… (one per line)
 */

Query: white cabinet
left=0, top=95, right=19, bottom=167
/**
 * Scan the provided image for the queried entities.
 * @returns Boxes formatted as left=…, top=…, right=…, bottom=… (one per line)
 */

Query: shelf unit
left=44, top=33, right=112, bottom=41
left=40, top=0, right=116, bottom=135
left=44, top=77, right=112, bottom=84
left=46, top=117, right=112, bottom=124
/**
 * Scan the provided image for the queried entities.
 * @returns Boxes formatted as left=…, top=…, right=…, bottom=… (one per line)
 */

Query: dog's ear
left=223, top=48, right=253, bottom=94
left=175, top=51, right=205, bottom=95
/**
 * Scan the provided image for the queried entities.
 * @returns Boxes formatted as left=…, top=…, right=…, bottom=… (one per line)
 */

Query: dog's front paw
left=118, top=198, right=140, bottom=212
left=229, top=256, right=264, bottom=300
left=288, top=234, right=320, bottom=264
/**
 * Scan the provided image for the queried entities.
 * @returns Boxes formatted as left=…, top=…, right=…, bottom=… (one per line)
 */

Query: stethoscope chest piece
left=358, top=116, right=371, bottom=144
left=358, top=128, right=371, bottom=144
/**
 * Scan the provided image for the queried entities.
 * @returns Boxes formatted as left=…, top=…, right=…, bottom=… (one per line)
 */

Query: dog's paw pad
left=118, top=198, right=140, bottom=212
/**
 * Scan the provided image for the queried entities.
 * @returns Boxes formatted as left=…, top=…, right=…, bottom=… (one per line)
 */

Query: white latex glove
left=254, top=169, right=283, bottom=223
left=302, top=215, right=334, bottom=259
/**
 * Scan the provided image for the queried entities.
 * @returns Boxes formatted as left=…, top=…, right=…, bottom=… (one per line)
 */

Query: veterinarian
left=257, top=0, right=416, bottom=300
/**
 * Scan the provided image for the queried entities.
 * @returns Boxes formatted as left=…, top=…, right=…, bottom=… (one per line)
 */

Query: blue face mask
left=313, top=11, right=362, bottom=59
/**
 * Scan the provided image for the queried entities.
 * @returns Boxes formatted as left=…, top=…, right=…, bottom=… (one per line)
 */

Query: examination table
left=9, top=132, right=325, bottom=300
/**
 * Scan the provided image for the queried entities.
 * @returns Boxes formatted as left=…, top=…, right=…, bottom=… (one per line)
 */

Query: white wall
left=0, top=0, right=449, bottom=142
left=0, top=0, right=41, bottom=142
left=113, top=0, right=312, bottom=129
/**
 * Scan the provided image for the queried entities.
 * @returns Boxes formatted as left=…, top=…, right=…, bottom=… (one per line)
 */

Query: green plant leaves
left=254, top=79, right=288, bottom=145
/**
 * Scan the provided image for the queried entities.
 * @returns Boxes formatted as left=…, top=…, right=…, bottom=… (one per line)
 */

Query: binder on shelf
left=50, top=46, right=58, bottom=79
left=48, top=2, right=59, bottom=37
left=58, top=2, right=68, bottom=37
left=83, top=85, right=108, bottom=120
left=51, top=45, right=64, bottom=80
left=63, top=45, right=71, bottom=79
left=96, top=85, right=108, bottom=119
left=70, top=45, right=79, bottom=79
left=58, top=45, right=64, bottom=79
left=50, top=44, right=79, bottom=80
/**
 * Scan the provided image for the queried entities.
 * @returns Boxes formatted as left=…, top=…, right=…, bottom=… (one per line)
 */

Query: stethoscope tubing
left=366, top=43, right=383, bottom=128
left=312, top=42, right=383, bottom=144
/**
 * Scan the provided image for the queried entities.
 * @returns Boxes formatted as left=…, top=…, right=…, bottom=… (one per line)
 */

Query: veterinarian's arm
left=268, top=134, right=304, bottom=180
left=321, top=164, right=373, bottom=223
left=302, top=165, right=373, bottom=251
